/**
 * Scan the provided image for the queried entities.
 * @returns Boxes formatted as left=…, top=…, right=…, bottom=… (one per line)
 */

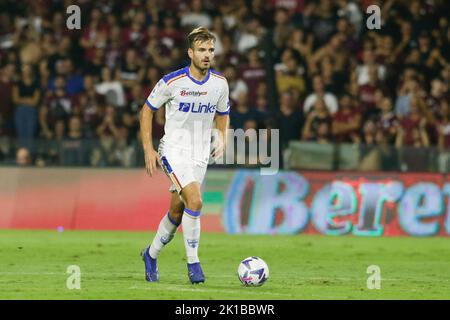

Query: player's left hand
left=210, top=135, right=225, bottom=161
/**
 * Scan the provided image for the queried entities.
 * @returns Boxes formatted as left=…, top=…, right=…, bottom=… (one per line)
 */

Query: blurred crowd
left=0, top=0, right=449, bottom=170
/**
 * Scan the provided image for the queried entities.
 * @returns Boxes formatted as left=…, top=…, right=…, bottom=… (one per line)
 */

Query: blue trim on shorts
left=160, top=156, right=173, bottom=174
left=184, top=208, right=201, bottom=217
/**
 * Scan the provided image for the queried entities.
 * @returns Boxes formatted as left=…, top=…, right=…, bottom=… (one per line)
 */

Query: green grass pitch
left=0, top=230, right=449, bottom=299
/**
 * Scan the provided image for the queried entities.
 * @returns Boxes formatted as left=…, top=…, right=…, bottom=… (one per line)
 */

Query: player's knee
left=185, top=197, right=202, bottom=212
left=168, top=210, right=182, bottom=224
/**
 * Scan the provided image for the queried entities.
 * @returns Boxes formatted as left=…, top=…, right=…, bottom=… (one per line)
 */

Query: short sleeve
left=146, top=79, right=171, bottom=111
left=216, top=82, right=230, bottom=115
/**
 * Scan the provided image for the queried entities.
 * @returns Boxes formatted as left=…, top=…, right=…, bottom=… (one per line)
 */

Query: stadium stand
left=0, top=0, right=449, bottom=171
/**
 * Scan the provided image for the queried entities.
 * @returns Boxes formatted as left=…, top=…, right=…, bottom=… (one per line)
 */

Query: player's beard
left=192, top=57, right=210, bottom=74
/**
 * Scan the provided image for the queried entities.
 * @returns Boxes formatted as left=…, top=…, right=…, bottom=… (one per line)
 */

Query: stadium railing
left=284, top=141, right=447, bottom=173
left=1, top=137, right=448, bottom=173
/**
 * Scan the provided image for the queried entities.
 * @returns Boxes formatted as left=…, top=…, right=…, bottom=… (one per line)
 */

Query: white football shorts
left=158, top=146, right=207, bottom=194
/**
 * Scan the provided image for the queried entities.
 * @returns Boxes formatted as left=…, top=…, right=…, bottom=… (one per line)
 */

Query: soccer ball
left=237, top=256, right=269, bottom=287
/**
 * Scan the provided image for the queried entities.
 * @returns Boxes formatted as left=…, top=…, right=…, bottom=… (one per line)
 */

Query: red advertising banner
left=2, top=168, right=450, bottom=236
left=0, top=168, right=222, bottom=232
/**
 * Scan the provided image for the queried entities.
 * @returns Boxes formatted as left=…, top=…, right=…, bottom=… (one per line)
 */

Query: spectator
left=276, top=54, right=306, bottom=100
left=239, top=48, right=266, bottom=103
left=332, top=93, right=361, bottom=144
left=117, top=48, right=144, bottom=89
left=222, top=65, right=248, bottom=106
left=79, top=8, right=108, bottom=62
left=159, top=13, right=184, bottom=51
left=215, top=34, right=242, bottom=68
left=303, top=75, right=338, bottom=114
left=336, top=0, right=363, bottom=36
left=304, top=0, right=338, bottom=46
left=128, top=84, right=147, bottom=113
left=376, top=97, right=398, bottom=145
left=302, top=98, right=332, bottom=142
left=49, top=58, right=84, bottom=96
left=13, top=64, right=41, bottom=150
left=286, top=28, right=313, bottom=61
left=83, top=48, right=107, bottom=79
left=355, top=48, right=386, bottom=86
left=41, top=76, right=73, bottom=134
left=230, top=91, right=260, bottom=130
left=396, top=100, right=429, bottom=148
left=0, top=64, right=14, bottom=137
left=209, top=16, right=225, bottom=57
left=358, top=66, right=380, bottom=118
left=276, top=90, right=303, bottom=148
left=92, top=105, right=119, bottom=166
left=273, top=8, right=294, bottom=50
left=395, top=100, right=430, bottom=171
left=437, top=100, right=450, bottom=173
left=95, top=67, right=126, bottom=108
left=122, top=11, right=146, bottom=48
left=426, top=77, right=448, bottom=118
left=236, top=17, right=265, bottom=54
left=114, top=126, right=135, bottom=167
left=16, top=147, right=32, bottom=166
left=105, top=26, right=124, bottom=69
left=79, top=76, right=105, bottom=138
left=61, top=116, right=86, bottom=166
left=395, top=77, right=420, bottom=118
left=180, top=0, right=212, bottom=29
left=47, top=35, right=72, bottom=76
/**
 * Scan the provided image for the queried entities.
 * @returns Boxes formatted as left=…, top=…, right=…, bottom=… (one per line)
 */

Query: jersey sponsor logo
left=180, top=90, right=208, bottom=97
left=178, top=102, right=216, bottom=113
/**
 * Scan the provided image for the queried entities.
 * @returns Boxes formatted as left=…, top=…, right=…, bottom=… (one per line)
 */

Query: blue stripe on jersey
left=185, top=66, right=210, bottom=85
left=162, top=68, right=188, bottom=83
left=210, top=69, right=224, bottom=78
left=217, top=101, right=230, bottom=115
left=146, top=100, right=158, bottom=111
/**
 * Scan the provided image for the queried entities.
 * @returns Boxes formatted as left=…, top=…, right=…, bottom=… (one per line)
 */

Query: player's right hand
left=144, top=149, right=160, bottom=176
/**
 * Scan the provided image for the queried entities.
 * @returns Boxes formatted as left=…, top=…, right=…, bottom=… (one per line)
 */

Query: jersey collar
left=185, top=66, right=210, bottom=85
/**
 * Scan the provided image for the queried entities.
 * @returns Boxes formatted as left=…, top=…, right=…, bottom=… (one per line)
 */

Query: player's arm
left=140, top=79, right=170, bottom=176
left=213, top=113, right=229, bottom=159
left=212, top=83, right=231, bottom=159
left=139, top=107, right=159, bottom=176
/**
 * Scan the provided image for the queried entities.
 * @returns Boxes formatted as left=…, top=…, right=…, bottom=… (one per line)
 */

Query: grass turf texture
left=0, top=230, right=449, bottom=299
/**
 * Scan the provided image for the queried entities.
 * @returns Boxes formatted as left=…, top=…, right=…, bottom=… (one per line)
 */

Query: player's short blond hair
left=187, top=27, right=216, bottom=49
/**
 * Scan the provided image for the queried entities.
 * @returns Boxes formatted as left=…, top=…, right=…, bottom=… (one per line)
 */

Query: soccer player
left=139, top=27, right=230, bottom=284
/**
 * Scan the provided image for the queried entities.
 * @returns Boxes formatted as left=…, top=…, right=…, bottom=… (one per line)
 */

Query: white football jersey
left=146, top=66, right=230, bottom=164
